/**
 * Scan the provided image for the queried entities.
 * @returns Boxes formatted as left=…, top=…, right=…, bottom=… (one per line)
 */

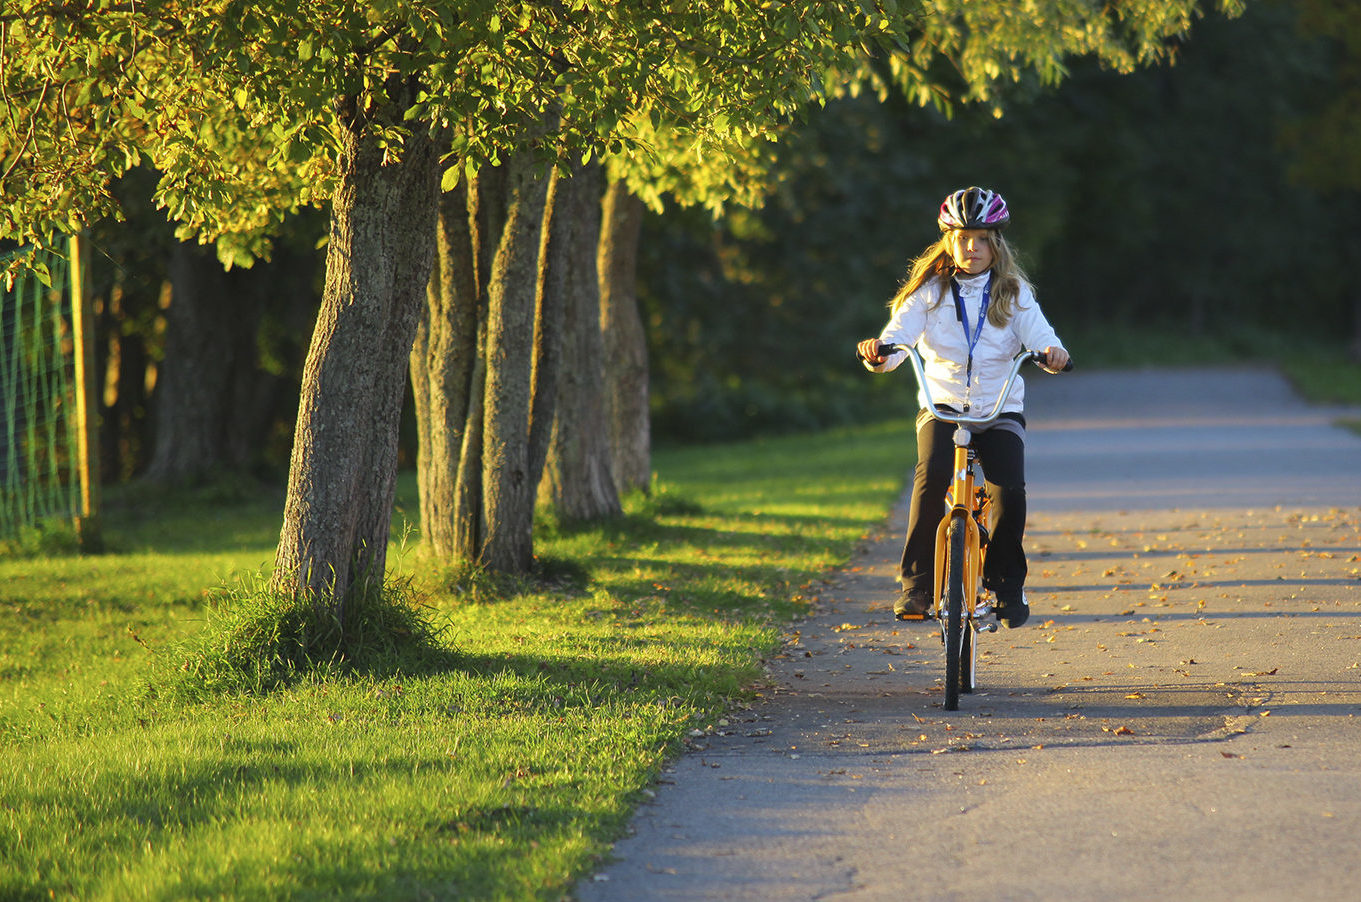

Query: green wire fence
left=0, top=245, right=84, bottom=541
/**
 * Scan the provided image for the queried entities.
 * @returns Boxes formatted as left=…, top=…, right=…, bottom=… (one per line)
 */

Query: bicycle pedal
left=975, top=621, right=998, bottom=633
left=895, top=611, right=935, bottom=622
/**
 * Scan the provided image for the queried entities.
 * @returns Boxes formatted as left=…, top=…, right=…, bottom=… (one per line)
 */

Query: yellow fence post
left=69, top=234, right=102, bottom=552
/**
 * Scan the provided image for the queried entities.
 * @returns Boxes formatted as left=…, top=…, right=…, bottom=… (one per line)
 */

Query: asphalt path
left=577, top=366, right=1361, bottom=902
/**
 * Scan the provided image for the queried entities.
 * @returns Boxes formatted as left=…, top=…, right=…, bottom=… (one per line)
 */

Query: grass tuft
left=156, top=576, right=454, bottom=699
left=434, top=556, right=592, bottom=602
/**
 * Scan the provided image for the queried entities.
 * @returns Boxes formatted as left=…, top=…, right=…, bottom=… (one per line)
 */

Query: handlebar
left=865, top=343, right=1072, bottom=429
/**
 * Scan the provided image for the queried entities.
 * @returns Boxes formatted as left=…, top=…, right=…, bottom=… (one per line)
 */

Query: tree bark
left=527, top=166, right=565, bottom=508
left=412, top=156, right=561, bottom=573
left=477, top=152, right=552, bottom=572
left=411, top=178, right=480, bottom=558
left=272, top=103, right=439, bottom=607
left=452, top=165, right=508, bottom=560
left=541, top=162, right=621, bottom=520
left=598, top=179, right=651, bottom=496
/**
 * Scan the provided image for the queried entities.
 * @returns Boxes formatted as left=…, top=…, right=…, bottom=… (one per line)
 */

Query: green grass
left=0, top=421, right=913, bottom=901
left=1280, top=351, right=1361, bottom=437
left=1278, top=351, right=1361, bottom=403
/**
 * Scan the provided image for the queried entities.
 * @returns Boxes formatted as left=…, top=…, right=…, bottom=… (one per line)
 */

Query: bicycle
left=870, top=343, right=1070, bottom=710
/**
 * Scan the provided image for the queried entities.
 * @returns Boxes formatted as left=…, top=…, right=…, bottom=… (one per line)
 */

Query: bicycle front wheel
left=943, top=516, right=966, bottom=711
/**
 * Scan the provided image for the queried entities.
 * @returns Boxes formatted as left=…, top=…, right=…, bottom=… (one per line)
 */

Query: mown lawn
left=8, top=333, right=1358, bottom=900
left=1, top=421, right=914, bottom=901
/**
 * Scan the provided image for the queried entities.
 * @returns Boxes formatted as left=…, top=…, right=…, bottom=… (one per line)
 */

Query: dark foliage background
left=640, top=2, right=1355, bottom=441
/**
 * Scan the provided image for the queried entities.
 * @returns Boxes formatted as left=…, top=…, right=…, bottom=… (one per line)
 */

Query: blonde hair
left=889, top=230, right=1031, bottom=327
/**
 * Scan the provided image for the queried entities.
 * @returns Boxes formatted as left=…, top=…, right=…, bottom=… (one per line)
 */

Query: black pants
left=900, top=411, right=1028, bottom=598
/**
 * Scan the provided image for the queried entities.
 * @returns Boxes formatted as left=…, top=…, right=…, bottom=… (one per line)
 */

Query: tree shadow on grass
left=542, top=512, right=865, bottom=615
left=12, top=728, right=619, bottom=902
left=554, top=508, right=874, bottom=546
left=443, top=644, right=760, bottom=712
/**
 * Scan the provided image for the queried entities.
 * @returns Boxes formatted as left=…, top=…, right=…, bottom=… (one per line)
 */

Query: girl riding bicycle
left=857, top=187, right=1069, bottom=629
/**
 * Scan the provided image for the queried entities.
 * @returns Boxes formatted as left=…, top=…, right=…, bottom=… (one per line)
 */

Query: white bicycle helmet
left=937, top=186, right=1010, bottom=232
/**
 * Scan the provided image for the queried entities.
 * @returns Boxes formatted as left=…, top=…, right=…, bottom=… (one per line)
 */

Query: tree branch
left=0, top=20, right=16, bottom=136
left=1, top=76, right=49, bottom=183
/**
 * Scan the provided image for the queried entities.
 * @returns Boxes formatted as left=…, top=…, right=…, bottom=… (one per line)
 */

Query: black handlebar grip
left=1030, top=351, right=1073, bottom=372
left=855, top=342, right=899, bottom=363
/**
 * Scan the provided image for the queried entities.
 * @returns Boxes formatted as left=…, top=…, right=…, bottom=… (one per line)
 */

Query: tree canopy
left=4, top=0, right=1243, bottom=262
left=2, top=0, right=1244, bottom=600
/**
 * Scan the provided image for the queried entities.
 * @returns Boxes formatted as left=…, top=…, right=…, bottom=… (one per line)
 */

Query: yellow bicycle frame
left=931, top=441, right=989, bottom=619
left=878, top=343, right=1062, bottom=707
left=886, top=343, right=1040, bottom=626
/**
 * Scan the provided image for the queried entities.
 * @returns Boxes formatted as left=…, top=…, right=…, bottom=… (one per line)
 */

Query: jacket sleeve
left=1011, top=284, right=1064, bottom=353
left=864, top=288, right=929, bottom=373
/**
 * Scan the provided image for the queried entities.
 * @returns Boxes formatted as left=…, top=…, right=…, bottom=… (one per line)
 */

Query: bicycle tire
left=943, top=516, right=966, bottom=711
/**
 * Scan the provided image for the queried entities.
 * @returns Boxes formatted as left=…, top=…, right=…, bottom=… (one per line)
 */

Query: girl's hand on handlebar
left=857, top=338, right=890, bottom=364
left=1039, top=346, right=1070, bottom=373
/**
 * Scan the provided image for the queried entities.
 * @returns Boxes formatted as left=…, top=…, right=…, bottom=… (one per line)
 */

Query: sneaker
left=894, top=588, right=933, bottom=620
left=995, top=590, right=1029, bottom=629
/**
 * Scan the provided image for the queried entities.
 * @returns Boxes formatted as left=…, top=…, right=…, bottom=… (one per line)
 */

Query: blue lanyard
left=950, top=274, right=991, bottom=389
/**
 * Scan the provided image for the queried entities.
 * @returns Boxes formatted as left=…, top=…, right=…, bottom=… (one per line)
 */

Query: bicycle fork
left=931, top=441, right=998, bottom=633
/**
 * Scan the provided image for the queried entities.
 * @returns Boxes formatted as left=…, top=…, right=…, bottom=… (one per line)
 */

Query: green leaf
left=31, top=262, right=53, bottom=289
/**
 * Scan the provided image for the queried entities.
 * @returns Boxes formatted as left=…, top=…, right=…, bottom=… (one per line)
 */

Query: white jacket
left=867, top=272, right=1063, bottom=416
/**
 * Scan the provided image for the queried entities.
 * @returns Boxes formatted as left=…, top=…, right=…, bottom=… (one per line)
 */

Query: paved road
left=578, top=367, right=1361, bottom=902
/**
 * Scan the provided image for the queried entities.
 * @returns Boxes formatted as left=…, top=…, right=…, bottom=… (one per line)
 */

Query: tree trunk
left=272, top=105, right=439, bottom=608
left=541, top=162, right=621, bottom=520
left=477, top=152, right=552, bottom=572
left=527, top=166, right=565, bottom=508
left=452, top=165, right=508, bottom=560
left=146, top=241, right=239, bottom=481
left=412, top=154, right=556, bottom=573
left=598, top=179, right=651, bottom=495
left=96, top=275, right=156, bottom=481
left=412, top=178, right=480, bottom=558
left=147, top=242, right=309, bottom=481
